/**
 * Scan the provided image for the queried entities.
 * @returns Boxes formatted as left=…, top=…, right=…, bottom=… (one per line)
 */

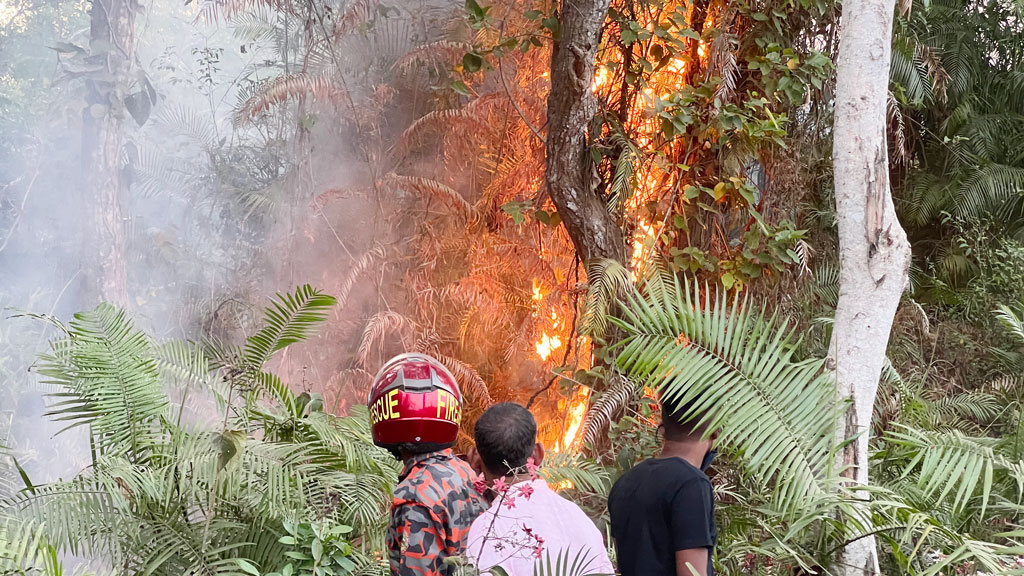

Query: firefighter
left=369, top=353, right=486, bottom=576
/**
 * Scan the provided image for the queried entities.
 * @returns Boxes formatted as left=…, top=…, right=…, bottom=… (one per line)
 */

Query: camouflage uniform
left=387, top=448, right=486, bottom=576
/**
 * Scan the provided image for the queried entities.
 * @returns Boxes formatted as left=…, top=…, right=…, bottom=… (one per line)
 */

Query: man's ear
left=467, top=447, right=484, bottom=475
left=531, top=442, right=545, bottom=468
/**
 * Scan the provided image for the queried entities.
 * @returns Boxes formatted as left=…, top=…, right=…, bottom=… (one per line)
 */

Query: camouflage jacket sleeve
left=387, top=501, right=449, bottom=576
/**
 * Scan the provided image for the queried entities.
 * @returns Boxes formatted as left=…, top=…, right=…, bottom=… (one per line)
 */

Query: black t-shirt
left=608, top=457, right=717, bottom=576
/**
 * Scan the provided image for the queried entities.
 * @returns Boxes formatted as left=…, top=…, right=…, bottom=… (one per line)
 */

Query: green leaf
left=541, top=16, right=560, bottom=39
left=465, top=0, right=484, bottom=19
left=450, top=79, right=472, bottom=96
left=524, top=9, right=542, bottom=19
left=502, top=200, right=531, bottom=225
left=236, top=559, right=261, bottom=576
left=712, top=182, right=728, bottom=200
left=721, top=272, right=735, bottom=289
left=312, top=539, right=323, bottom=563
left=462, top=52, right=483, bottom=73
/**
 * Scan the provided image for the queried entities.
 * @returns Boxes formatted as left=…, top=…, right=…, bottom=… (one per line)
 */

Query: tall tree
left=81, top=0, right=136, bottom=306
left=545, top=0, right=627, bottom=264
left=829, top=0, right=912, bottom=571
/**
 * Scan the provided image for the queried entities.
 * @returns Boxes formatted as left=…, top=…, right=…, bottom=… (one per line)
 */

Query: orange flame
left=532, top=279, right=563, bottom=361
left=536, top=332, right=563, bottom=361
left=561, top=387, right=590, bottom=451
left=631, top=220, right=659, bottom=280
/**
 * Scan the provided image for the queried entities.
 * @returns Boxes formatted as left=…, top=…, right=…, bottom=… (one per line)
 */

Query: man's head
left=662, top=395, right=719, bottom=450
left=468, top=402, right=545, bottom=480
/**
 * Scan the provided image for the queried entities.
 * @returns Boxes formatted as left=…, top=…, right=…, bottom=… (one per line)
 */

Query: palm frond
left=580, top=259, right=633, bottom=340
left=381, top=173, right=477, bottom=220
left=606, top=126, right=640, bottom=214
left=538, top=452, right=611, bottom=496
left=433, top=354, right=493, bottom=407
left=338, top=245, right=388, bottom=309
left=395, top=94, right=500, bottom=153
left=884, top=425, right=998, bottom=516
left=356, top=311, right=418, bottom=368
left=332, top=0, right=379, bottom=38
left=580, top=373, right=637, bottom=448
left=996, top=303, right=1024, bottom=344
left=955, top=164, right=1024, bottom=219
left=242, top=285, right=337, bottom=371
left=813, top=261, right=839, bottom=306
left=234, top=73, right=345, bottom=127
left=531, top=547, right=608, bottom=576
left=393, top=41, right=471, bottom=75
left=37, top=304, right=168, bottom=459
left=612, top=274, right=840, bottom=514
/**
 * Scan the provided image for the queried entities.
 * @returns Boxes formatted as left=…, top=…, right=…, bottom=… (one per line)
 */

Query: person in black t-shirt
left=608, top=398, right=719, bottom=576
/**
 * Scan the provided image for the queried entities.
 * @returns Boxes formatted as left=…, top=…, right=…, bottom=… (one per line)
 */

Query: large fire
left=535, top=3, right=711, bottom=467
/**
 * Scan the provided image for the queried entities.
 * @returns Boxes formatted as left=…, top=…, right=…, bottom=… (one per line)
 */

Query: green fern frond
left=812, top=261, right=839, bottom=306
left=607, top=125, right=640, bottom=214
left=612, top=275, right=840, bottom=514
left=580, top=259, right=633, bottom=340
left=539, top=452, right=611, bottom=496
left=37, top=304, right=168, bottom=459
left=242, top=285, right=337, bottom=371
left=884, top=425, right=998, bottom=516
left=995, top=303, right=1024, bottom=344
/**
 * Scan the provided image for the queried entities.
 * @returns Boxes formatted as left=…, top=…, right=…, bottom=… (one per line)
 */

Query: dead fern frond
left=888, top=92, right=910, bottom=166
left=333, top=0, right=379, bottom=38
left=396, top=93, right=502, bottom=153
left=713, top=52, right=739, bottom=105
left=195, top=0, right=291, bottom=24
left=338, top=245, right=388, bottom=307
left=581, top=373, right=637, bottom=447
left=394, top=41, right=471, bottom=75
left=708, top=34, right=739, bottom=106
left=234, top=73, right=346, bottom=127
left=382, top=173, right=477, bottom=220
left=357, top=311, right=418, bottom=368
left=795, top=239, right=813, bottom=277
left=435, top=353, right=494, bottom=407
left=330, top=367, right=374, bottom=399
left=916, top=43, right=949, bottom=104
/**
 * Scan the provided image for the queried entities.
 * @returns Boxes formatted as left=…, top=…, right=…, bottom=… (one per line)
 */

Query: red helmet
left=367, top=353, right=463, bottom=451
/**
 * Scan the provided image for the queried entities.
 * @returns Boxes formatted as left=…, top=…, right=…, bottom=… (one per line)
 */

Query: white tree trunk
left=829, top=0, right=912, bottom=571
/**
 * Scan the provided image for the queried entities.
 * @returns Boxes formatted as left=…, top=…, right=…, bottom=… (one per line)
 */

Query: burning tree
left=198, top=0, right=834, bottom=452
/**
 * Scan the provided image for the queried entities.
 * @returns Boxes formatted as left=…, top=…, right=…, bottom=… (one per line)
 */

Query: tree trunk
left=545, top=0, right=627, bottom=264
left=828, top=0, right=912, bottom=570
left=82, top=0, right=135, bottom=306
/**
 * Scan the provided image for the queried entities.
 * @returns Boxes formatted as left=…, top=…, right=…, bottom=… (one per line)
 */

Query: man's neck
left=660, top=440, right=706, bottom=470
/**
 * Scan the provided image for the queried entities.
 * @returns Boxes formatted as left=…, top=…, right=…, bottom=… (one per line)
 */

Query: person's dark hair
left=661, top=395, right=710, bottom=442
left=393, top=440, right=453, bottom=459
left=473, top=402, right=536, bottom=476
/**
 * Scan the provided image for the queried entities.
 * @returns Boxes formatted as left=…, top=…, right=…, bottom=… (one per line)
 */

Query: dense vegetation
left=2, top=0, right=1024, bottom=573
